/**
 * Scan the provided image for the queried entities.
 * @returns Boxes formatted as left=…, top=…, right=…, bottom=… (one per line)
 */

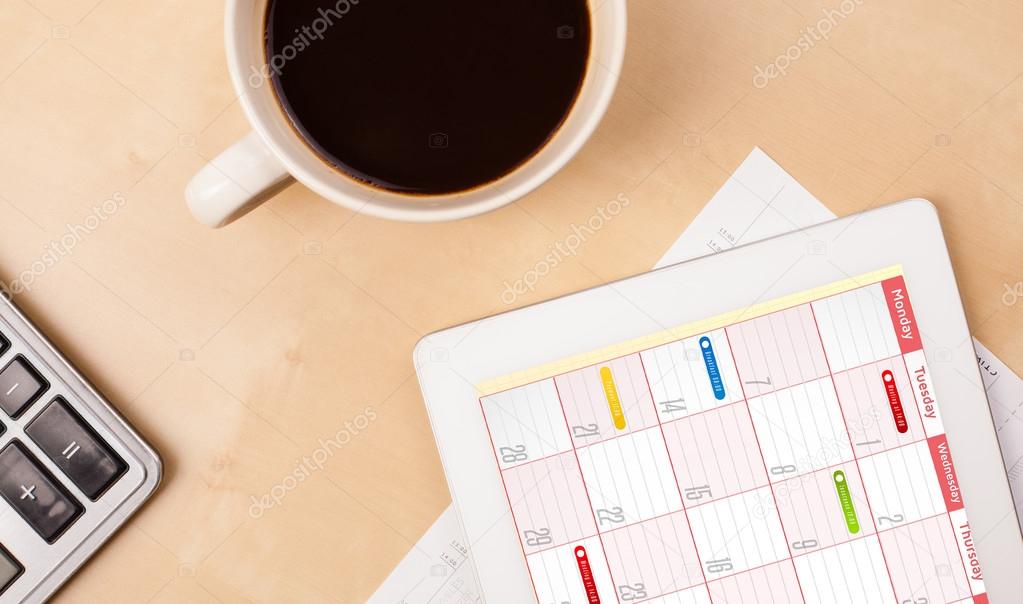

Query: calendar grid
left=645, top=344, right=898, bottom=435
left=460, top=473, right=957, bottom=561
left=686, top=438, right=926, bottom=517
left=551, top=377, right=623, bottom=604
left=667, top=501, right=966, bottom=598
left=637, top=352, right=711, bottom=594
left=806, top=506, right=945, bottom=558
left=476, top=397, right=544, bottom=600
left=722, top=327, right=809, bottom=604
left=479, top=273, right=986, bottom=604
left=807, top=302, right=901, bottom=602
left=572, top=424, right=676, bottom=458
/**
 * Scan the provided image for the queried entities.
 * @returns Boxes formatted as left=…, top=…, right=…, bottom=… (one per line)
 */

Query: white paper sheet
left=371, top=147, right=1022, bottom=603
left=975, top=339, right=1023, bottom=522
left=654, top=148, right=835, bottom=267
left=368, top=506, right=478, bottom=604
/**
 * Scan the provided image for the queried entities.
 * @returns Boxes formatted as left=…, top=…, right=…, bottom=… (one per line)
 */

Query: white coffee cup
left=185, top=0, right=627, bottom=228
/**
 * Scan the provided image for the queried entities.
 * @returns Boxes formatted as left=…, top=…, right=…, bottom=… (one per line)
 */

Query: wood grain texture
left=0, top=0, right=1020, bottom=602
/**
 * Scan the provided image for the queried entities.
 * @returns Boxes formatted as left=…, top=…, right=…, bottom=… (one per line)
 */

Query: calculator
left=0, top=294, right=161, bottom=603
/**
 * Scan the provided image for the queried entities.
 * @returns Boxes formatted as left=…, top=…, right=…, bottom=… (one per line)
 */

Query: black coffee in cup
left=265, top=0, right=591, bottom=195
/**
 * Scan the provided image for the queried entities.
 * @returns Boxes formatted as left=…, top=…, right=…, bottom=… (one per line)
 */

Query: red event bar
left=882, top=276, right=922, bottom=355
left=928, top=435, right=964, bottom=513
left=574, top=546, right=601, bottom=603
left=882, top=370, right=909, bottom=433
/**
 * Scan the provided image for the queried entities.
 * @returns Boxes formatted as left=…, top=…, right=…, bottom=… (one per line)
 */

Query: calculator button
left=0, top=545, right=22, bottom=595
left=27, top=399, right=127, bottom=500
left=0, top=442, right=83, bottom=543
left=0, top=357, right=48, bottom=418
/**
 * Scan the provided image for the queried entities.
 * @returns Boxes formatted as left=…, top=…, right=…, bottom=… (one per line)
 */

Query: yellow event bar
left=600, top=367, right=628, bottom=430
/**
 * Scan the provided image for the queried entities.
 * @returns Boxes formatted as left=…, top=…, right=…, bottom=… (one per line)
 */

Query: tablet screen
left=476, top=268, right=987, bottom=603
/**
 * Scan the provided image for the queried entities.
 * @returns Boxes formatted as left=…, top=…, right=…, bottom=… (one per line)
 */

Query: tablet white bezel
left=414, top=199, right=1022, bottom=602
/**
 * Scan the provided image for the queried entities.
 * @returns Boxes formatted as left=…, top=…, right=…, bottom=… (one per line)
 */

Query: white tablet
left=414, top=199, right=1021, bottom=603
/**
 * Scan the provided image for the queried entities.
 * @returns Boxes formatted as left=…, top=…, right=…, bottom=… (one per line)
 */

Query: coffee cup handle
left=185, top=131, right=294, bottom=228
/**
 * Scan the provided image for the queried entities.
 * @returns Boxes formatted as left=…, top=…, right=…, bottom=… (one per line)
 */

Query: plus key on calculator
left=0, top=295, right=161, bottom=603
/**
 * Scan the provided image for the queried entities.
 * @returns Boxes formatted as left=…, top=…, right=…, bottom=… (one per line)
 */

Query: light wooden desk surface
left=1, top=0, right=1022, bottom=602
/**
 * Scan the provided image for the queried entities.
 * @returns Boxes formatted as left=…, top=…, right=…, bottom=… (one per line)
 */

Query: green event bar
left=834, top=470, right=860, bottom=534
